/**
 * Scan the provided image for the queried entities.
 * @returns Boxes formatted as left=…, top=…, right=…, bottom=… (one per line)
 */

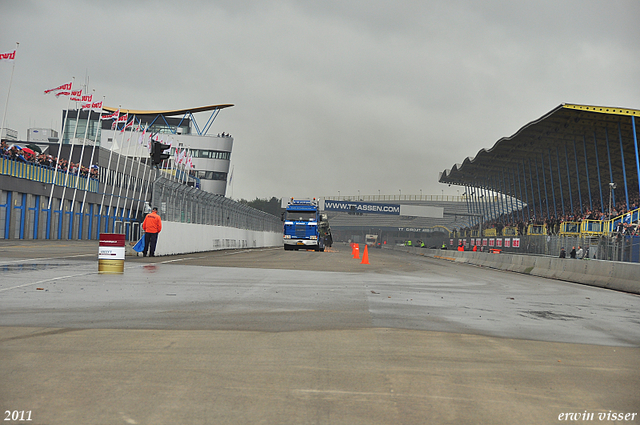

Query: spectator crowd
left=1, top=140, right=99, bottom=180
left=462, top=195, right=640, bottom=237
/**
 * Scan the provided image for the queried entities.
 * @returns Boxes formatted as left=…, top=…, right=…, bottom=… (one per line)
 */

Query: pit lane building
left=62, top=104, right=234, bottom=196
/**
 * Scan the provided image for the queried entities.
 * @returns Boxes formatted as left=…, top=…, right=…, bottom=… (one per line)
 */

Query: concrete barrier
left=391, top=246, right=640, bottom=295
left=127, top=221, right=282, bottom=256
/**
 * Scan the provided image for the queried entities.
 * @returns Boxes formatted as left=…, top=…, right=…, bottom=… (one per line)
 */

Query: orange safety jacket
left=143, top=211, right=162, bottom=233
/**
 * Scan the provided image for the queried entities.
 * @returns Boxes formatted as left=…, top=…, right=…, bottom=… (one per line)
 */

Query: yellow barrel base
left=98, top=259, right=125, bottom=274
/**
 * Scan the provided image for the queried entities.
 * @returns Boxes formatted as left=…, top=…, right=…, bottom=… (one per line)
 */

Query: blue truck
left=283, top=199, right=327, bottom=251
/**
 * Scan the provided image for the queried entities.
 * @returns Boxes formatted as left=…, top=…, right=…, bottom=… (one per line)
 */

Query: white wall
left=151, top=221, right=282, bottom=256
left=391, top=245, right=640, bottom=295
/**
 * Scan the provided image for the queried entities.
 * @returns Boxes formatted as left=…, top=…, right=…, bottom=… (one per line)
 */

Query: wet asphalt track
left=1, top=242, right=638, bottom=346
left=0, top=240, right=638, bottom=424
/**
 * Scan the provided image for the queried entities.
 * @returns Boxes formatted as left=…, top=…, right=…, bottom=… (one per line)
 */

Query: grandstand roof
left=439, top=103, right=640, bottom=206
left=102, top=104, right=234, bottom=117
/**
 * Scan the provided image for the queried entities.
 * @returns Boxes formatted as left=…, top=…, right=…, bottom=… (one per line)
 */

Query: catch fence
left=151, top=176, right=281, bottom=233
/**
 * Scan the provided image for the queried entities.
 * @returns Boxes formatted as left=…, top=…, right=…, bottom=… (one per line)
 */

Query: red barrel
left=98, top=233, right=125, bottom=274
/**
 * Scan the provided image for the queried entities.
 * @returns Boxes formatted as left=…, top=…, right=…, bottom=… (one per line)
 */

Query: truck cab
left=365, top=234, right=380, bottom=248
left=283, top=199, right=325, bottom=251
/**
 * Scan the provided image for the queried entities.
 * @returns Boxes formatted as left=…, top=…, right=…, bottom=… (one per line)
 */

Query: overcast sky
left=1, top=0, right=639, bottom=201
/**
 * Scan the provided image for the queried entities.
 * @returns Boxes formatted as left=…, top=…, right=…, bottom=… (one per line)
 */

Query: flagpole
left=58, top=84, right=85, bottom=220
left=106, top=110, right=129, bottom=231
left=125, top=118, right=144, bottom=223
left=113, top=114, right=136, bottom=231
left=173, top=144, right=180, bottom=183
left=133, top=123, right=151, bottom=216
left=47, top=77, right=75, bottom=210
left=99, top=106, right=120, bottom=221
left=0, top=42, right=18, bottom=145
left=70, top=89, right=95, bottom=216
left=175, top=145, right=181, bottom=183
left=120, top=118, right=137, bottom=217
left=140, top=132, right=155, bottom=215
left=179, top=147, right=186, bottom=184
left=80, top=96, right=105, bottom=231
left=182, top=146, right=191, bottom=184
left=187, top=146, right=194, bottom=184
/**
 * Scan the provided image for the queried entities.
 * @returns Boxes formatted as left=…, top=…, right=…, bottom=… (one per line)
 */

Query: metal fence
left=447, top=234, right=640, bottom=263
left=152, top=176, right=281, bottom=233
left=518, top=234, right=640, bottom=263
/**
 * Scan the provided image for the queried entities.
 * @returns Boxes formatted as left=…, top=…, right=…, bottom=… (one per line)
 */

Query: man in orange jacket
left=142, top=207, right=162, bottom=257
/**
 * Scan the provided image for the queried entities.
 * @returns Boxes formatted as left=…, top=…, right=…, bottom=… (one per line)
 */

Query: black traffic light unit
left=150, top=140, right=171, bottom=165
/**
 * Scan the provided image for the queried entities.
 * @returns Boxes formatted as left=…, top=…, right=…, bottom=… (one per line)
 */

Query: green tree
left=238, top=197, right=284, bottom=217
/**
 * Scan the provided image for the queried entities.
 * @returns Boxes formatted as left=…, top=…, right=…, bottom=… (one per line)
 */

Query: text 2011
left=4, top=411, right=32, bottom=421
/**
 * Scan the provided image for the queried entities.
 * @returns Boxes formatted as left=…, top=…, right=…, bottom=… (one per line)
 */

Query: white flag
left=44, top=81, right=72, bottom=95
left=0, top=50, right=16, bottom=61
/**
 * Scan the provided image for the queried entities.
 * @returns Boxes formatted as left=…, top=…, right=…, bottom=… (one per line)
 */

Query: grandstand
left=438, top=103, right=640, bottom=262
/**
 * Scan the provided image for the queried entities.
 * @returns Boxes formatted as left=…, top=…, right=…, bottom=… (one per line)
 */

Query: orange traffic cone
left=361, top=245, right=369, bottom=264
left=353, top=244, right=360, bottom=259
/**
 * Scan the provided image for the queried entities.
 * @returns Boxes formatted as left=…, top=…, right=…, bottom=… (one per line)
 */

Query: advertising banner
left=323, top=200, right=400, bottom=215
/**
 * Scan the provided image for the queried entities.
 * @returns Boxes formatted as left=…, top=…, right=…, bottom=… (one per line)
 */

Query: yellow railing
left=483, top=228, right=497, bottom=237
left=581, top=220, right=604, bottom=236
left=463, top=208, right=639, bottom=238
left=559, top=222, right=581, bottom=236
left=502, top=226, right=518, bottom=236
left=0, top=156, right=98, bottom=192
left=527, top=224, right=547, bottom=235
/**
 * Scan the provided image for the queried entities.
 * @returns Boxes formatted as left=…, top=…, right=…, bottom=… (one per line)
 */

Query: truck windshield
left=286, top=211, right=316, bottom=221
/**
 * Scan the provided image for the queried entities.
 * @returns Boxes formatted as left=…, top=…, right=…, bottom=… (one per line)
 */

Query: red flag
left=0, top=50, right=16, bottom=61
left=120, top=118, right=134, bottom=132
left=101, top=109, right=119, bottom=120
left=44, top=81, right=72, bottom=95
left=81, top=93, right=93, bottom=103
left=117, top=113, right=129, bottom=122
